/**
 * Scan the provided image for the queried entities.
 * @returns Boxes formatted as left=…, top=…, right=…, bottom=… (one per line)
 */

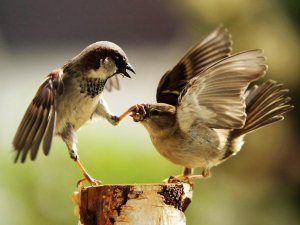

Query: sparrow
left=129, top=26, right=293, bottom=181
left=13, top=41, right=136, bottom=185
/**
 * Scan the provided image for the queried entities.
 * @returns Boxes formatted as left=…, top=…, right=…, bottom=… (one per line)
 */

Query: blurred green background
left=0, top=0, right=299, bottom=224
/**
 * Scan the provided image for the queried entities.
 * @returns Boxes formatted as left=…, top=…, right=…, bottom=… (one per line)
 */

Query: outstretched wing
left=156, top=25, right=232, bottom=106
left=177, top=50, right=267, bottom=132
left=13, top=69, right=64, bottom=162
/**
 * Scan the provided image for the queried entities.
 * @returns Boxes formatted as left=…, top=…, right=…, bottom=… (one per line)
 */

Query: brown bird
left=13, top=41, right=136, bottom=185
left=130, top=26, right=293, bottom=181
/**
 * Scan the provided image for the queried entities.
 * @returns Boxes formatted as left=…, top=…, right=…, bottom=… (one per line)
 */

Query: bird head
left=131, top=103, right=177, bottom=135
left=69, top=41, right=135, bottom=80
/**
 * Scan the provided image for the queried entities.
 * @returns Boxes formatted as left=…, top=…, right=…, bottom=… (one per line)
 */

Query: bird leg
left=188, top=167, right=211, bottom=180
left=69, top=149, right=101, bottom=187
left=183, top=167, right=192, bottom=176
left=165, top=167, right=211, bottom=183
left=118, top=104, right=146, bottom=122
left=95, top=98, right=146, bottom=125
left=164, top=168, right=193, bottom=184
left=61, top=126, right=101, bottom=187
left=75, top=159, right=101, bottom=187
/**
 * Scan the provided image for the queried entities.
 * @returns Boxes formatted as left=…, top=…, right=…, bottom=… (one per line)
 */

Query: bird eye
left=114, top=55, right=121, bottom=62
left=151, top=109, right=160, bottom=116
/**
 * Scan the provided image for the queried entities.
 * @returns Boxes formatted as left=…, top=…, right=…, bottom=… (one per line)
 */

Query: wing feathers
left=29, top=89, right=52, bottom=161
left=13, top=70, right=63, bottom=162
left=157, top=25, right=232, bottom=105
left=177, top=50, right=267, bottom=132
left=43, top=99, right=56, bottom=156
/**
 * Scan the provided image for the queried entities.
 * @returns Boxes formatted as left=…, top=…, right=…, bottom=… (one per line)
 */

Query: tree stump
left=72, top=183, right=193, bottom=225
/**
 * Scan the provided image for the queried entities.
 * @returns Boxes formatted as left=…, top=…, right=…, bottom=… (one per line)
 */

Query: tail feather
left=233, top=80, right=293, bottom=137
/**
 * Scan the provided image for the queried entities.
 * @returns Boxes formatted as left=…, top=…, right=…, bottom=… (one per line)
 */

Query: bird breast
left=149, top=123, right=228, bottom=168
left=55, top=76, right=102, bottom=133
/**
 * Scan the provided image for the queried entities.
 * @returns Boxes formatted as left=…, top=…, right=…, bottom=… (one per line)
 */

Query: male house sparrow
left=130, top=26, right=293, bottom=180
left=13, top=41, right=135, bottom=185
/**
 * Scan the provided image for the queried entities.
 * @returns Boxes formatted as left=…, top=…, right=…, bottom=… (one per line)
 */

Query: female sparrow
left=130, top=27, right=293, bottom=181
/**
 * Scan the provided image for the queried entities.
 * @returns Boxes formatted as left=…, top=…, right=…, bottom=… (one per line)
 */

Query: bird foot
left=74, top=159, right=102, bottom=188
left=77, top=173, right=102, bottom=188
left=130, top=104, right=147, bottom=122
left=163, top=173, right=209, bottom=184
left=163, top=175, right=192, bottom=184
left=117, top=103, right=146, bottom=123
left=109, top=115, right=120, bottom=126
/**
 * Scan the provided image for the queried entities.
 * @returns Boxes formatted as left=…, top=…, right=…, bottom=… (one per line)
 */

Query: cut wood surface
left=72, top=183, right=193, bottom=225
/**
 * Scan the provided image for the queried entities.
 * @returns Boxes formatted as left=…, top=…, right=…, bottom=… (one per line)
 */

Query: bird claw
left=109, top=115, right=120, bottom=126
left=163, top=175, right=191, bottom=184
left=77, top=174, right=102, bottom=188
left=130, top=104, right=147, bottom=122
left=163, top=174, right=208, bottom=184
left=116, top=103, right=147, bottom=123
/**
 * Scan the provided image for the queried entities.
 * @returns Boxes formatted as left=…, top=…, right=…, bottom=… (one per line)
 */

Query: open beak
left=125, top=63, right=135, bottom=77
left=115, top=63, right=135, bottom=78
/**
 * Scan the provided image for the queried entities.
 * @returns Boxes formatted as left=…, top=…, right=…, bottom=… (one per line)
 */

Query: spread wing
left=177, top=50, right=267, bottom=132
left=105, top=75, right=120, bottom=91
left=13, top=69, right=64, bottom=163
left=156, top=25, right=232, bottom=106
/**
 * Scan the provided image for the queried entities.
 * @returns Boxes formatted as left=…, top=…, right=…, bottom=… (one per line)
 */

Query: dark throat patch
left=78, top=77, right=106, bottom=98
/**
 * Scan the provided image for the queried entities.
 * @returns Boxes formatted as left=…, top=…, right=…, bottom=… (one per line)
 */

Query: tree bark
left=72, top=183, right=193, bottom=225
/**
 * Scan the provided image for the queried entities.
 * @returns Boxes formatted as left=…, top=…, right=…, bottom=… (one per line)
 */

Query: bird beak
left=114, top=62, right=135, bottom=78
left=123, top=63, right=135, bottom=78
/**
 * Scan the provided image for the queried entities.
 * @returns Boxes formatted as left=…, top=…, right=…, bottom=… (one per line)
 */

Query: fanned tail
left=221, top=80, right=293, bottom=160
left=233, top=80, right=293, bottom=137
